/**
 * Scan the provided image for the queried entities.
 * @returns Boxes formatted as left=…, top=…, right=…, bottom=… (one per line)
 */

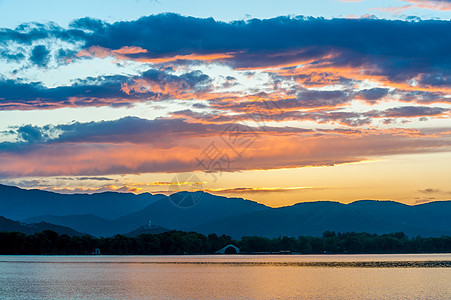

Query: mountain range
left=0, top=216, right=86, bottom=236
left=0, top=184, right=164, bottom=220
left=1, top=184, right=450, bottom=238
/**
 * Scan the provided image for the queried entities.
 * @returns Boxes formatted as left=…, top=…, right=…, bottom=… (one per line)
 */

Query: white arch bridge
left=215, top=244, right=240, bottom=254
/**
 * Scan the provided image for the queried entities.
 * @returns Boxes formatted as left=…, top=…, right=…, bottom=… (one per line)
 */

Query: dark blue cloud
left=357, top=88, right=390, bottom=102
left=418, top=73, right=450, bottom=87
left=0, top=68, right=211, bottom=109
left=0, top=116, right=313, bottom=154
left=0, top=117, right=204, bottom=152
left=69, top=17, right=107, bottom=33
left=398, top=90, right=449, bottom=103
left=0, top=21, right=85, bottom=46
left=379, top=106, right=449, bottom=117
left=78, top=14, right=451, bottom=85
left=30, top=45, right=50, bottom=67
left=175, top=102, right=449, bottom=126
left=0, top=22, right=85, bottom=65
left=140, top=69, right=212, bottom=91
left=0, top=49, right=25, bottom=62
left=16, top=124, right=45, bottom=143
left=1, top=14, right=450, bottom=87
left=296, top=89, right=351, bottom=108
left=205, top=88, right=355, bottom=112
left=0, top=76, right=133, bottom=109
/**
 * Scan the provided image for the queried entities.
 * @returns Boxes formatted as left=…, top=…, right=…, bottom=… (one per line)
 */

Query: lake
left=1, top=254, right=450, bottom=299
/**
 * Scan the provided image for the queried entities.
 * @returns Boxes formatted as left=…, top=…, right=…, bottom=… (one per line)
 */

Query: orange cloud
left=120, top=78, right=205, bottom=100
left=40, top=184, right=142, bottom=194
left=76, top=45, right=234, bottom=64
left=134, top=53, right=234, bottom=64
left=128, top=181, right=206, bottom=186
left=0, top=127, right=449, bottom=178
left=203, top=186, right=330, bottom=194
left=372, top=5, right=414, bottom=14
left=274, top=63, right=451, bottom=96
left=112, top=46, right=148, bottom=55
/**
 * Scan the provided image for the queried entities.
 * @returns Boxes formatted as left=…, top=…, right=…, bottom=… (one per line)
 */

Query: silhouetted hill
left=0, top=216, right=86, bottom=236
left=193, top=200, right=451, bottom=238
left=26, top=191, right=270, bottom=236
left=25, top=214, right=112, bottom=237
left=2, top=184, right=451, bottom=238
left=0, top=184, right=164, bottom=220
left=124, top=225, right=171, bottom=237
left=112, top=191, right=270, bottom=233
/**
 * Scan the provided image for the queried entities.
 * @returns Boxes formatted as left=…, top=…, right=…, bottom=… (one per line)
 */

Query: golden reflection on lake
left=0, top=254, right=450, bottom=299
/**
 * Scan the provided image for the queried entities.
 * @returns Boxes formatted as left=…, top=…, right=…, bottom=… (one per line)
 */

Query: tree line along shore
left=1, top=230, right=450, bottom=255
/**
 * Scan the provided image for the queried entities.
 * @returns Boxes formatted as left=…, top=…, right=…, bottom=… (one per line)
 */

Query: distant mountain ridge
left=26, top=191, right=270, bottom=236
left=1, top=184, right=451, bottom=238
left=25, top=214, right=113, bottom=237
left=124, top=225, right=171, bottom=237
left=0, top=216, right=86, bottom=236
left=193, top=200, right=451, bottom=238
left=0, top=184, right=164, bottom=220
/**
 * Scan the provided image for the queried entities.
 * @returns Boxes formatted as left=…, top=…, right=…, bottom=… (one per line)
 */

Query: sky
left=0, top=0, right=450, bottom=207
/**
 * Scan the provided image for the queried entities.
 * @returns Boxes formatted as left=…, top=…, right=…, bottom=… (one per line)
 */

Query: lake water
left=1, top=254, right=450, bottom=299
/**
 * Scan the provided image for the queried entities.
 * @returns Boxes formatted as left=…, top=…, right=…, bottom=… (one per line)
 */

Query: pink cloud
left=372, top=5, right=414, bottom=14
left=0, top=122, right=449, bottom=178
left=404, top=0, right=451, bottom=11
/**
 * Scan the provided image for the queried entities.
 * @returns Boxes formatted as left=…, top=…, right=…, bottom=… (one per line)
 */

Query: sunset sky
left=0, top=0, right=450, bottom=207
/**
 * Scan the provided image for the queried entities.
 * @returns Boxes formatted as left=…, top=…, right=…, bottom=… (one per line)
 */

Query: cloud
left=41, top=184, right=141, bottom=194
left=365, top=106, right=450, bottom=119
left=75, top=45, right=234, bottom=64
left=203, top=186, right=329, bottom=194
left=398, top=90, right=450, bottom=104
left=16, top=124, right=46, bottom=143
left=418, top=188, right=442, bottom=193
left=1, top=14, right=450, bottom=123
left=0, top=117, right=449, bottom=178
left=415, top=186, right=451, bottom=203
left=0, top=76, right=134, bottom=110
left=403, top=0, right=451, bottom=11
left=414, top=197, right=436, bottom=204
left=171, top=103, right=449, bottom=127
left=85, top=14, right=449, bottom=89
left=121, top=69, right=212, bottom=97
left=2, top=14, right=451, bottom=89
left=131, top=181, right=206, bottom=186
left=29, top=45, right=50, bottom=67
left=372, top=5, right=414, bottom=14
left=69, top=17, right=107, bottom=32
left=1, top=116, right=312, bottom=151
left=373, top=0, right=451, bottom=15
left=356, top=88, right=391, bottom=103
left=418, top=188, right=451, bottom=194
left=1, top=14, right=450, bottom=182
left=378, top=106, right=449, bottom=118
left=0, top=68, right=212, bottom=110
left=55, top=176, right=115, bottom=181
left=295, top=89, right=352, bottom=108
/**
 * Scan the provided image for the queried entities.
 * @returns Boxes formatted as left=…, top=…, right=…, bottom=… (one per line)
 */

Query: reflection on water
left=1, top=254, right=450, bottom=299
